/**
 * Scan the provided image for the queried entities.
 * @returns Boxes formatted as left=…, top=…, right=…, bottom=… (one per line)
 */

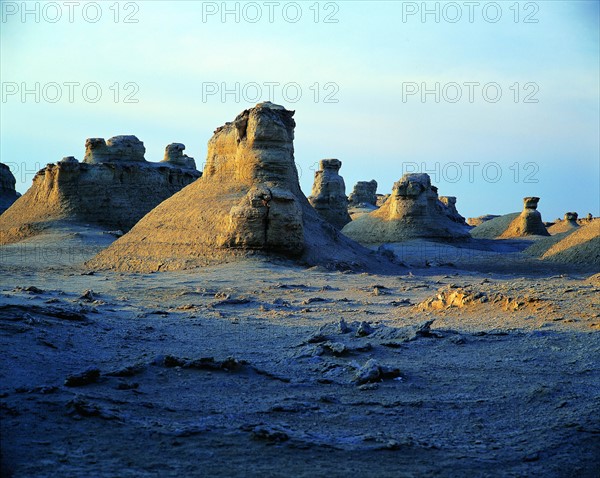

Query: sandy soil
left=1, top=227, right=599, bottom=477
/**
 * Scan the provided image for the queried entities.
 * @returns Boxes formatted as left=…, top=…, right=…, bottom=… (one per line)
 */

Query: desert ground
left=1, top=224, right=599, bottom=477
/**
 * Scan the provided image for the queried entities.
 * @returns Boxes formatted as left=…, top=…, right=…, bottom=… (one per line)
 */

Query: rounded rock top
left=255, top=101, right=286, bottom=110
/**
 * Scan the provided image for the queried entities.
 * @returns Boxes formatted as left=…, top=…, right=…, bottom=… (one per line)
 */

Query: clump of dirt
left=417, top=285, right=546, bottom=313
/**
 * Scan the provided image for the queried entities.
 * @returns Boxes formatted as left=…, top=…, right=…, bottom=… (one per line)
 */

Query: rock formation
left=348, top=180, right=377, bottom=207
left=83, top=135, right=146, bottom=164
left=161, top=143, right=196, bottom=169
left=548, top=212, right=580, bottom=235
left=376, top=194, right=389, bottom=207
left=438, top=196, right=468, bottom=226
left=467, top=214, right=500, bottom=227
left=341, top=173, right=471, bottom=244
left=0, top=137, right=200, bottom=245
left=499, top=197, right=550, bottom=238
left=307, top=159, right=351, bottom=229
left=0, top=163, right=21, bottom=215
left=88, top=102, right=389, bottom=272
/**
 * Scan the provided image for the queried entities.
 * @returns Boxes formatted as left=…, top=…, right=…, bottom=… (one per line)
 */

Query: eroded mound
left=88, top=102, right=389, bottom=272
left=499, top=197, right=549, bottom=238
left=342, top=173, right=470, bottom=244
left=547, top=212, right=580, bottom=235
left=0, top=138, right=200, bottom=245
left=469, top=213, right=519, bottom=238
left=541, top=219, right=600, bottom=265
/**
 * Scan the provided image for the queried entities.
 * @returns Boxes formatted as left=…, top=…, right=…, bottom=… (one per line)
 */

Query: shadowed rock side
left=0, top=137, right=200, bottom=245
left=438, top=196, right=468, bottom=226
left=348, top=180, right=377, bottom=207
left=500, top=197, right=550, bottom=238
left=308, top=159, right=351, bottom=229
left=88, top=102, right=390, bottom=272
left=342, top=173, right=471, bottom=244
left=0, top=163, right=21, bottom=215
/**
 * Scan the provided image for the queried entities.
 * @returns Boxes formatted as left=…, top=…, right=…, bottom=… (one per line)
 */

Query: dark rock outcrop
left=308, top=159, right=351, bottom=229
left=0, top=163, right=21, bottom=215
left=348, top=180, right=377, bottom=207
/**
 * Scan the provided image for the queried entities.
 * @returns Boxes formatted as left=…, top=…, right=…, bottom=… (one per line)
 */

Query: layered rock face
left=308, top=159, right=351, bottom=229
left=89, top=102, right=382, bottom=272
left=0, top=163, right=21, bottom=215
left=0, top=137, right=200, bottom=244
left=348, top=180, right=377, bottom=207
left=83, top=135, right=146, bottom=164
left=438, top=196, right=468, bottom=226
left=499, top=197, right=550, bottom=238
left=342, top=173, right=471, bottom=243
left=161, top=143, right=196, bottom=169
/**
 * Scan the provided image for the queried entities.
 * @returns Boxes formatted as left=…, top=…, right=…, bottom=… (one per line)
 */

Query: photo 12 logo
left=401, top=82, right=539, bottom=104
left=1, top=1, right=140, bottom=23
left=2, top=82, right=140, bottom=104
left=402, top=161, right=540, bottom=184
left=201, top=81, right=339, bottom=103
left=400, top=1, right=539, bottom=23
left=200, top=1, right=340, bottom=23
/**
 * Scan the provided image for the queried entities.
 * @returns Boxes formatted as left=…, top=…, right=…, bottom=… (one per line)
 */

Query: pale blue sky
left=1, top=0, right=599, bottom=220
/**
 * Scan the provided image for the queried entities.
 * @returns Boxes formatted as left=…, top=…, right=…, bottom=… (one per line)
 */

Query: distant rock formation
left=499, top=197, right=550, bottom=238
left=548, top=212, right=580, bottom=235
left=0, top=136, right=200, bottom=245
left=308, top=159, right=351, bottom=229
left=468, top=214, right=500, bottom=227
left=348, top=180, right=377, bottom=207
left=84, top=135, right=146, bottom=164
left=161, top=143, right=196, bottom=169
left=565, top=212, right=579, bottom=223
left=0, top=163, right=21, bottom=215
left=438, top=196, right=468, bottom=226
left=342, top=173, right=471, bottom=243
left=89, top=102, right=388, bottom=272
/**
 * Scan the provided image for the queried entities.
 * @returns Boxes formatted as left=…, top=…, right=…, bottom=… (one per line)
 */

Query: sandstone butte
left=342, top=173, right=471, bottom=244
left=88, top=102, right=390, bottom=272
left=308, top=158, right=352, bottom=230
left=0, top=136, right=200, bottom=245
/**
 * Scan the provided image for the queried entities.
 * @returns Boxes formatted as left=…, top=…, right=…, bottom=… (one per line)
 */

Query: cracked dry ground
left=1, top=260, right=599, bottom=477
